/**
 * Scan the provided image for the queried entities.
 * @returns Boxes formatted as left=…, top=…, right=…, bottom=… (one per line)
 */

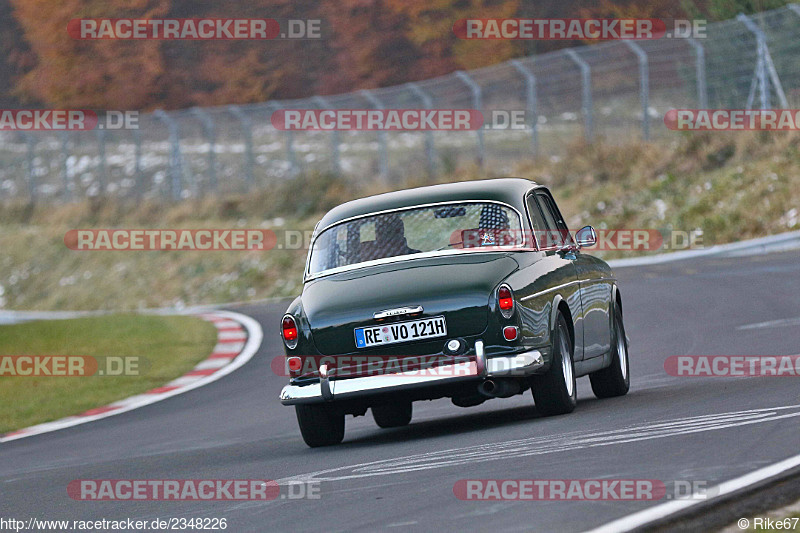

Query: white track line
left=0, top=310, right=263, bottom=443
left=607, top=230, right=800, bottom=268
left=737, top=316, right=800, bottom=330
left=584, top=453, right=800, bottom=533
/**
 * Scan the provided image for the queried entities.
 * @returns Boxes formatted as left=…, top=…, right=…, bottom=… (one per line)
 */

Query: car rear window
left=308, top=202, right=524, bottom=275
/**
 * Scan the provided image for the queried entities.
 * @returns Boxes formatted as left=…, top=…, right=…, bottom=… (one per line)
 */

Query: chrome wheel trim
left=617, top=320, right=628, bottom=381
left=560, top=327, right=574, bottom=397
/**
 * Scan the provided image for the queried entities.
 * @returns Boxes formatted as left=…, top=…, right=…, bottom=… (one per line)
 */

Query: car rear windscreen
left=307, top=202, right=525, bottom=276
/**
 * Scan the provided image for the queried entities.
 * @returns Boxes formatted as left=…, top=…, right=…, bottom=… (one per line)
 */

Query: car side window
left=535, top=192, right=573, bottom=248
left=525, top=193, right=548, bottom=248
left=526, top=194, right=547, bottom=230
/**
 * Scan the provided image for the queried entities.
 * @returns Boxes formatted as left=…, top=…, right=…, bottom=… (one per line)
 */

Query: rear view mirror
left=575, top=225, right=597, bottom=248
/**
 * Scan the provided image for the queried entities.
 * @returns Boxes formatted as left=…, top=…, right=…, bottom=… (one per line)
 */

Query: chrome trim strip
left=519, top=277, right=617, bottom=302
left=475, top=339, right=486, bottom=376
left=330, top=362, right=477, bottom=398
left=373, top=306, right=424, bottom=320
left=519, top=280, right=582, bottom=302
left=305, top=200, right=528, bottom=282
left=319, top=364, right=333, bottom=402
left=305, top=247, right=533, bottom=282
left=486, top=350, right=544, bottom=376
left=280, top=382, right=323, bottom=403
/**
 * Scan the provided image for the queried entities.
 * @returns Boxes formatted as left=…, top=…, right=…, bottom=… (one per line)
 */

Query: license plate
left=355, top=316, right=447, bottom=349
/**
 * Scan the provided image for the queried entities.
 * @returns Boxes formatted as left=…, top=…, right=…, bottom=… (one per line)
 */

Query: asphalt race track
left=3, top=250, right=800, bottom=532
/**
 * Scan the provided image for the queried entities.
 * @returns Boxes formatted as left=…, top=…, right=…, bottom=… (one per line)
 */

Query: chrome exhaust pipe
left=478, top=379, right=521, bottom=399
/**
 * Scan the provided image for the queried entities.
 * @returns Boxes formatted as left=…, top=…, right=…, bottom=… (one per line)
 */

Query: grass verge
left=0, top=314, right=218, bottom=433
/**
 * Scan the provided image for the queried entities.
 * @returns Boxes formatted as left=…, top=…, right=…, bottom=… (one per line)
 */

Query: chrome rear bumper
left=279, top=340, right=545, bottom=405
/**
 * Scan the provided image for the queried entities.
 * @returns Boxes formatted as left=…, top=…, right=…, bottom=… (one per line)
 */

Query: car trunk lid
left=303, top=253, right=519, bottom=356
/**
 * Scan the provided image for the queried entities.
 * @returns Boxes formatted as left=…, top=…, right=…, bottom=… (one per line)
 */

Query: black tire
left=531, top=313, right=577, bottom=416
left=295, top=404, right=345, bottom=447
left=372, top=401, right=413, bottom=428
left=589, top=305, right=630, bottom=398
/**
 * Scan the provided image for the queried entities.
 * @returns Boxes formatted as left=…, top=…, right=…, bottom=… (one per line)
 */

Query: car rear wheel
left=589, top=305, right=630, bottom=398
left=295, top=404, right=345, bottom=447
left=531, top=313, right=577, bottom=416
left=372, top=401, right=413, bottom=428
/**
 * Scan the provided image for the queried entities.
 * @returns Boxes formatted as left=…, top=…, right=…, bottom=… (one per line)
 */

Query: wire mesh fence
left=3, top=6, right=800, bottom=202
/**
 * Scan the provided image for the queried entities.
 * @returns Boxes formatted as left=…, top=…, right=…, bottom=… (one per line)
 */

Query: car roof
left=316, top=178, right=540, bottom=231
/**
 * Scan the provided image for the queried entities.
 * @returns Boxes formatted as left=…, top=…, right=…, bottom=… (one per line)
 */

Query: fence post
left=96, top=127, right=107, bottom=195
left=510, top=59, right=539, bottom=156
left=268, top=102, right=298, bottom=177
left=565, top=49, right=593, bottom=142
left=228, top=105, right=255, bottom=187
left=405, top=82, right=437, bottom=176
left=312, top=96, right=341, bottom=175
left=454, top=71, right=485, bottom=167
left=360, top=89, right=390, bottom=179
left=739, top=14, right=769, bottom=110
left=153, top=109, right=183, bottom=201
left=623, top=41, right=650, bottom=141
left=24, top=133, right=36, bottom=201
left=737, top=13, right=788, bottom=109
left=133, top=128, right=143, bottom=199
left=191, top=107, right=217, bottom=194
left=60, top=132, right=71, bottom=201
left=687, top=38, right=708, bottom=109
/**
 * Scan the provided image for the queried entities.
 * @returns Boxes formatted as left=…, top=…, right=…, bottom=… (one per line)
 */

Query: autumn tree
left=0, top=0, right=35, bottom=106
left=385, top=0, right=521, bottom=73
left=162, top=0, right=333, bottom=106
left=10, top=0, right=170, bottom=109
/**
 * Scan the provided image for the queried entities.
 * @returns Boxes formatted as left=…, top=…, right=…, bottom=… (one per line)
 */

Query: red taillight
left=498, top=285, right=514, bottom=318
left=503, top=326, right=518, bottom=341
left=282, top=315, right=298, bottom=347
left=498, top=289, right=513, bottom=310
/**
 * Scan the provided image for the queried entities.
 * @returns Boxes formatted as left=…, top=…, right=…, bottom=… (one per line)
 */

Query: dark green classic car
left=280, top=178, right=629, bottom=447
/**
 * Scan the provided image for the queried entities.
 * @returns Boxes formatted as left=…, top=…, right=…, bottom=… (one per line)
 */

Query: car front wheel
left=531, top=312, right=577, bottom=416
left=295, top=404, right=345, bottom=447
